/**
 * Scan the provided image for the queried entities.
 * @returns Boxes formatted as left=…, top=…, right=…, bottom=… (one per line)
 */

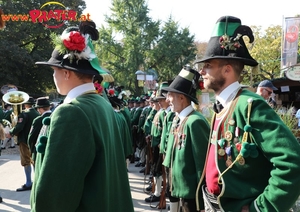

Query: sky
left=83, top=0, right=300, bottom=42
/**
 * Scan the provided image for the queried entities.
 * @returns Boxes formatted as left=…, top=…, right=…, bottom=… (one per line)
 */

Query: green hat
left=154, top=81, right=171, bottom=100
left=35, top=21, right=114, bottom=82
left=195, top=16, right=258, bottom=67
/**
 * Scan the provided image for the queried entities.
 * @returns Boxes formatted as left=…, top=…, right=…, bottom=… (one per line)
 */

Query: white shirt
left=216, top=81, right=241, bottom=108
left=295, top=109, right=300, bottom=127
left=177, top=105, right=194, bottom=124
left=64, top=83, right=95, bottom=104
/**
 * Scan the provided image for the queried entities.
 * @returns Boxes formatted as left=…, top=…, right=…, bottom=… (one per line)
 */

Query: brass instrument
left=1, top=85, right=30, bottom=144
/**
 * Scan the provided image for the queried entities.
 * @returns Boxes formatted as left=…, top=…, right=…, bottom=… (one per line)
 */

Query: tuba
left=1, top=85, right=29, bottom=144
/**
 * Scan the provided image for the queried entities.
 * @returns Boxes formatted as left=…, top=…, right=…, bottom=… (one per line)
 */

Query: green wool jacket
left=30, top=94, right=134, bottom=212
left=27, top=111, right=52, bottom=162
left=150, top=109, right=165, bottom=147
left=204, top=89, right=300, bottom=212
left=137, top=106, right=151, bottom=133
left=143, top=108, right=157, bottom=136
left=163, top=110, right=210, bottom=206
left=10, top=108, right=39, bottom=144
left=115, top=110, right=133, bottom=157
left=131, top=106, right=143, bottom=126
left=3, top=109, right=12, bottom=122
left=120, top=107, right=132, bottom=130
left=130, top=107, right=136, bottom=119
left=120, top=107, right=132, bottom=140
left=159, top=111, right=175, bottom=154
left=0, top=108, right=4, bottom=120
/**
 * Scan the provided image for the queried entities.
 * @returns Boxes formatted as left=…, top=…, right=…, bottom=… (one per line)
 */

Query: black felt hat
left=24, top=97, right=35, bottom=105
left=163, top=65, right=200, bottom=104
left=35, top=21, right=114, bottom=82
left=195, top=16, right=258, bottom=67
left=35, top=97, right=50, bottom=108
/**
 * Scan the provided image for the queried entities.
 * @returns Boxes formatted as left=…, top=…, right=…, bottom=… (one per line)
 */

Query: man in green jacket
left=195, top=15, right=300, bottom=212
left=144, top=81, right=172, bottom=204
left=30, top=21, right=134, bottom=212
left=7, top=97, right=39, bottom=192
left=163, top=66, right=210, bottom=212
left=27, top=97, right=52, bottom=166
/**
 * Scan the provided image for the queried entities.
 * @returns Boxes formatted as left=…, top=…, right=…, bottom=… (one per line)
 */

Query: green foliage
left=0, top=0, right=86, bottom=98
left=275, top=105, right=297, bottom=131
left=242, top=25, right=300, bottom=87
left=95, top=0, right=196, bottom=96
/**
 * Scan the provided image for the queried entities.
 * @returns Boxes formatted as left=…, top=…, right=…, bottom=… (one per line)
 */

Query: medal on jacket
left=224, top=131, right=233, bottom=141
left=238, top=155, right=245, bottom=165
left=177, top=134, right=186, bottom=150
left=217, top=139, right=226, bottom=156
left=225, top=146, right=232, bottom=167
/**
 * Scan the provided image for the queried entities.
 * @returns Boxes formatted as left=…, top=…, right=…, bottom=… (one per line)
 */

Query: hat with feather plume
left=195, top=16, right=258, bottom=67
left=35, top=21, right=114, bottom=82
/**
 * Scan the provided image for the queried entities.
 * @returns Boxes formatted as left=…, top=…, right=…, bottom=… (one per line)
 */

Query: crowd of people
left=0, top=16, right=300, bottom=212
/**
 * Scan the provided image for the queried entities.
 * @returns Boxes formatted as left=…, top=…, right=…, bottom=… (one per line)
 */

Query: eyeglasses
left=264, top=88, right=272, bottom=95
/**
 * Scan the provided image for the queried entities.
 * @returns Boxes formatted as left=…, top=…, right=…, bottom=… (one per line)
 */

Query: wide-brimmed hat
left=154, top=81, right=172, bottom=100
left=24, top=97, right=35, bottom=105
left=34, top=97, right=50, bottom=108
left=163, top=65, right=200, bottom=104
left=195, top=16, right=258, bottom=67
left=35, top=21, right=114, bottom=82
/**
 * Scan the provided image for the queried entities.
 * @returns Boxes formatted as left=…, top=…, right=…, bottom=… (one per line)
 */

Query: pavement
left=0, top=149, right=169, bottom=212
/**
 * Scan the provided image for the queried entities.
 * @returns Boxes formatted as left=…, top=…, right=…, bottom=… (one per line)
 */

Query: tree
left=241, top=25, right=282, bottom=86
left=95, top=0, right=160, bottom=95
left=0, top=0, right=86, bottom=97
left=95, top=0, right=196, bottom=96
left=146, top=17, right=197, bottom=81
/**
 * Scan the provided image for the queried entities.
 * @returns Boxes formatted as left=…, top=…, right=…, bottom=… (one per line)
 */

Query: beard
left=204, top=75, right=226, bottom=93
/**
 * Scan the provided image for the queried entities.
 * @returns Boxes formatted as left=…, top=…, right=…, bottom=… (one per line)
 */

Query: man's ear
left=63, top=70, right=71, bottom=79
left=224, top=64, right=232, bottom=74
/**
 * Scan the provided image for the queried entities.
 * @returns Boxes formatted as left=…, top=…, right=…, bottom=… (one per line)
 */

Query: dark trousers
left=166, top=166, right=197, bottom=212
left=151, top=147, right=162, bottom=176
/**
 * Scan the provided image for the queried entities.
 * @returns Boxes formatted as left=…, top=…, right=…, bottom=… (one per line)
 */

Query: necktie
left=213, top=100, right=223, bottom=113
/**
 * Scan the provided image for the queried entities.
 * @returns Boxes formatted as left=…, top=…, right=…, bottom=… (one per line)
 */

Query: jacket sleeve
left=10, top=113, right=26, bottom=135
left=247, top=99, right=300, bottom=212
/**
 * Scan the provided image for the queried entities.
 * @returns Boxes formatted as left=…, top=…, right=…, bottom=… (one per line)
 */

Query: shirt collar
left=177, top=105, right=194, bottom=123
left=165, top=106, right=171, bottom=113
left=64, top=83, right=95, bottom=104
left=41, top=110, right=52, bottom=115
left=216, top=81, right=241, bottom=107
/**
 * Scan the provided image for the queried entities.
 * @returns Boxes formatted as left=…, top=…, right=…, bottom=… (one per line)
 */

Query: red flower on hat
left=108, top=89, right=115, bottom=96
left=94, top=82, right=103, bottom=94
left=63, top=31, right=85, bottom=52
